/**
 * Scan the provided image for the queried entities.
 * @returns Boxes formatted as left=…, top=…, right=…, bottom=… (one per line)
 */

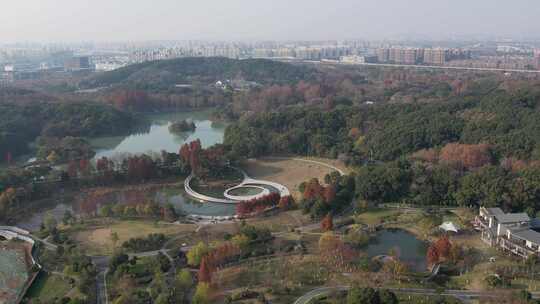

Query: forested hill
left=81, top=57, right=318, bottom=90
left=0, top=102, right=136, bottom=159
left=224, top=89, right=540, bottom=163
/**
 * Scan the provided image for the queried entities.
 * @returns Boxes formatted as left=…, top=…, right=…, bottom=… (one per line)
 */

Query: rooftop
left=512, top=229, right=540, bottom=245
left=495, top=213, right=530, bottom=223
left=484, top=207, right=505, bottom=216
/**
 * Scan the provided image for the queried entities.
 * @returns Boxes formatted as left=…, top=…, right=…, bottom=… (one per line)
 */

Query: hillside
left=81, top=57, right=318, bottom=90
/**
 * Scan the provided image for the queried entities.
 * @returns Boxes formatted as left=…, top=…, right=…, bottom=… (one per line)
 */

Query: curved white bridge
left=184, top=168, right=290, bottom=204
left=224, top=185, right=270, bottom=201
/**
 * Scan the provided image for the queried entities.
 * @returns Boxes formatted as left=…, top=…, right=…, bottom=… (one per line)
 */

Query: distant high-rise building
left=376, top=48, right=390, bottom=62
left=376, top=47, right=420, bottom=64
left=535, top=49, right=540, bottom=70
left=402, top=49, right=418, bottom=64
left=64, top=56, right=90, bottom=71
left=423, top=48, right=447, bottom=65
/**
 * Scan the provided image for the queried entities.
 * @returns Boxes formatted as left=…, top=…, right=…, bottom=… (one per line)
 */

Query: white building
left=477, top=207, right=540, bottom=258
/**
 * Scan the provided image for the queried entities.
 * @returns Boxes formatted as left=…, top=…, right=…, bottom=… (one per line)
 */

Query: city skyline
left=2, top=0, right=540, bottom=43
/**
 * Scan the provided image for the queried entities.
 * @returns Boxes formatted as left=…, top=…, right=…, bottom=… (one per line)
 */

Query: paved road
left=295, top=59, right=540, bottom=74
left=91, top=256, right=110, bottom=304
left=293, top=286, right=540, bottom=304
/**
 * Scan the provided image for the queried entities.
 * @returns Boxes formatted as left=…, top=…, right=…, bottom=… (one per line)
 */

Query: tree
left=43, top=212, right=58, bottom=232
left=192, top=283, right=210, bottom=304
left=378, top=289, right=398, bottom=304
left=161, top=203, right=178, bottom=222
left=0, top=188, right=16, bottom=214
left=62, top=210, right=74, bottom=225
left=231, top=234, right=250, bottom=253
left=323, top=185, right=337, bottom=203
left=110, top=231, right=119, bottom=249
left=109, top=253, right=129, bottom=274
left=187, top=242, right=210, bottom=266
left=434, top=236, right=452, bottom=259
left=198, top=256, right=212, bottom=283
left=156, top=252, right=171, bottom=272
left=175, top=269, right=193, bottom=290
left=278, top=195, right=293, bottom=210
left=154, top=293, right=169, bottom=304
left=46, top=151, right=60, bottom=163
left=321, top=214, right=334, bottom=232
left=439, top=143, right=492, bottom=169
left=427, top=245, right=440, bottom=266
left=347, top=286, right=379, bottom=304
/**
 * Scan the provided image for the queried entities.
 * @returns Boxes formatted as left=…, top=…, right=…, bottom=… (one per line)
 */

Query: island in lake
left=168, top=119, right=196, bottom=133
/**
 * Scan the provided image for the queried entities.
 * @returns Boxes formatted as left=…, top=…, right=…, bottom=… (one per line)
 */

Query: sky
left=2, top=0, right=540, bottom=42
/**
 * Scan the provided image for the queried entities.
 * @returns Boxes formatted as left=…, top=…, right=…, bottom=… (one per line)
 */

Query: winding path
left=263, top=157, right=345, bottom=176
left=184, top=157, right=343, bottom=204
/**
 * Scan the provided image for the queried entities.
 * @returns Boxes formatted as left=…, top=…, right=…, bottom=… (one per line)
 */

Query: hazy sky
left=2, top=0, right=540, bottom=42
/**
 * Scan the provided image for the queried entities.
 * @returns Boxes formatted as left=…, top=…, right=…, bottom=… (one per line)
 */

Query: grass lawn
left=354, top=209, right=403, bottom=226
left=69, top=219, right=197, bottom=255
left=248, top=210, right=313, bottom=232
left=25, top=272, right=73, bottom=302
left=215, top=254, right=330, bottom=295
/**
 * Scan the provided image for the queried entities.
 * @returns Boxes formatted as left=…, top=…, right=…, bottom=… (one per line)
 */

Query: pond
left=16, top=187, right=237, bottom=231
left=366, top=229, right=428, bottom=272
left=155, top=191, right=237, bottom=217
left=89, top=109, right=226, bottom=159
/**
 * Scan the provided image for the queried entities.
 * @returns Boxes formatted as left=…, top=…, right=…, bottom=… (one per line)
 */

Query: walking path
left=262, top=157, right=345, bottom=176
left=0, top=226, right=57, bottom=250
left=184, top=168, right=290, bottom=204
left=185, top=157, right=343, bottom=204
left=294, top=285, right=540, bottom=304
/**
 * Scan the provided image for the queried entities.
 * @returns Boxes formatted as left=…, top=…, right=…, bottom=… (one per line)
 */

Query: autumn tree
left=434, top=236, right=452, bottom=259
left=439, top=143, right=492, bottom=169
left=198, top=256, right=212, bottom=284
left=278, top=195, right=294, bottom=210
left=303, top=178, right=324, bottom=200
left=427, top=245, right=440, bottom=267
left=321, top=214, right=334, bottom=232
left=323, top=185, right=337, bottom=204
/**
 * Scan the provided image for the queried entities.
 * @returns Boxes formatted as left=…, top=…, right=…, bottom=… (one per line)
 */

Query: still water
left=89, top=110, right=226, bottom=159
left=366, top=229, right=428, bottom=272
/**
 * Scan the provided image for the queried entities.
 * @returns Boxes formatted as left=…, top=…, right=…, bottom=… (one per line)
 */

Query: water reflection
left=89, top=110, right=226, bottom=160
left=365, top=229, right=428, bottom=272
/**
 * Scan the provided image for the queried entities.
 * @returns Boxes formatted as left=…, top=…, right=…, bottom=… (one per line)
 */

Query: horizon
left=2, top=0, right=540, bottom=43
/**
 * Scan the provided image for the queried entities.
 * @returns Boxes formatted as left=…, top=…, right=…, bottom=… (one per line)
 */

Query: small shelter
left=439, top=221, right=460, bottom=233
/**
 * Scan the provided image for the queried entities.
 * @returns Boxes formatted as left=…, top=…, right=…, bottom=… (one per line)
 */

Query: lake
left=366, top=229, right=428, bottom=272
left=16, top=110, right=233, bottom=230
left=89, top=110, right=226, bottom=159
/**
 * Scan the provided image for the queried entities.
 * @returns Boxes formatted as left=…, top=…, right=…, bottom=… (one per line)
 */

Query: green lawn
left=354, top=209, right=403, bottom=225
left=25, top=272, right=73, bottom=302
left=69, top=219, right=197, bottom=255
